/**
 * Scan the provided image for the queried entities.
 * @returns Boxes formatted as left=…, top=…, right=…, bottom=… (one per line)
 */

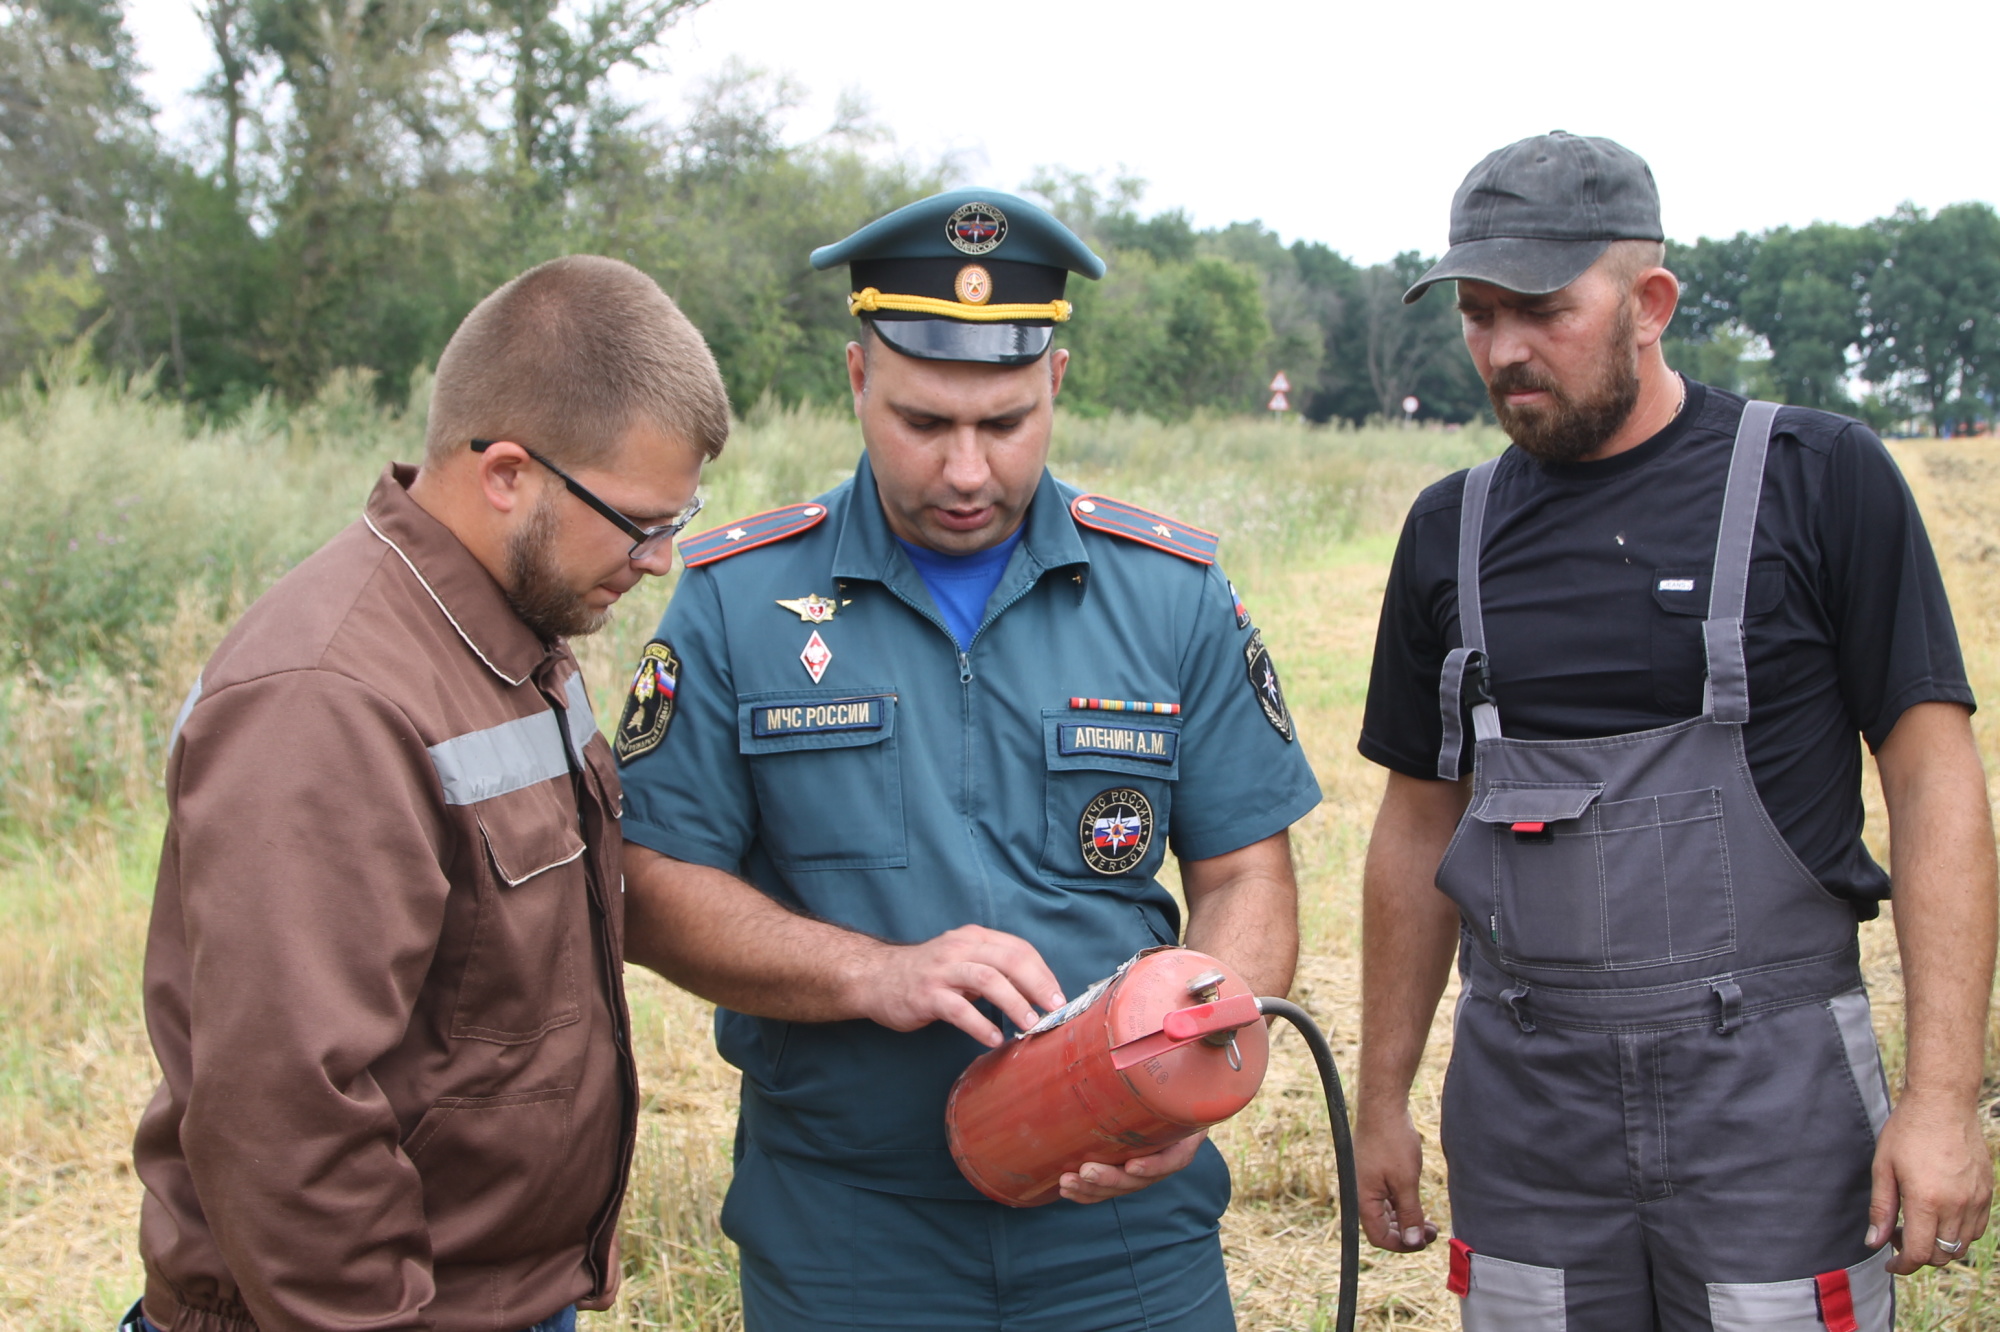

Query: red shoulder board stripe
left=679, top=502, right=829, bottom=568
left=1069, top=495, right=1219, bottom=565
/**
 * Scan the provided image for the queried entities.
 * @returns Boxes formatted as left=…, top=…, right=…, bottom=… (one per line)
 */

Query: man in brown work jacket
left=127, top=255, right=730, bottom=1332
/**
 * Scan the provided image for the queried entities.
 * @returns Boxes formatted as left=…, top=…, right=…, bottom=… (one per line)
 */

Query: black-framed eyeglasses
left=471, top=438, right=703, bottom=562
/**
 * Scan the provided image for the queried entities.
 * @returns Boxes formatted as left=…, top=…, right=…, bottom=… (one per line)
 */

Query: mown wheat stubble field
left=0, top=377, right=1993, bottom=1329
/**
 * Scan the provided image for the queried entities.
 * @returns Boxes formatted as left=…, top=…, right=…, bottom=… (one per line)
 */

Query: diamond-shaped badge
left=800, top=630, right=832, bottom=683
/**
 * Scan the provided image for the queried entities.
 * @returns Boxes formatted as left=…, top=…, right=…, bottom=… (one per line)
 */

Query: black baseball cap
left=1403, top=131, right=1663, bottom=304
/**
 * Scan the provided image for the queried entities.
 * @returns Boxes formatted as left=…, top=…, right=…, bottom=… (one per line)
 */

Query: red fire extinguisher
left=945, top=946, right=1360, bottom=1331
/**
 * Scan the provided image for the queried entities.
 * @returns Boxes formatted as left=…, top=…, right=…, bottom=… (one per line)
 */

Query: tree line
left=1667, top=206, right=2000, bottom=432
left=3, top=1, right=1994, bottom=429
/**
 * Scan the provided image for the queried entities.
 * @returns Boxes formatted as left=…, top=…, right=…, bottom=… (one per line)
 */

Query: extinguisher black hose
left=1255, top=998, right=1359, bottom=1332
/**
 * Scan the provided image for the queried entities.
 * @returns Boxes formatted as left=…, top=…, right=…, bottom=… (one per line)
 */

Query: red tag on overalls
left=1815, top=1268, right=1857, bottom=1332
left=1447, top=1237, right=1473, bottom=1297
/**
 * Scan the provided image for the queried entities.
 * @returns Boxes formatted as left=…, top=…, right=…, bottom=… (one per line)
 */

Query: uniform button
left=1077, top=500, right=1097, bottom=514
left=803, top=506, right=823, bottom=517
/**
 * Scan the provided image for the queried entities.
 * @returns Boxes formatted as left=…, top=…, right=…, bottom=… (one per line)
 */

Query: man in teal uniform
left=616, top=189, right=1322, bottom=1330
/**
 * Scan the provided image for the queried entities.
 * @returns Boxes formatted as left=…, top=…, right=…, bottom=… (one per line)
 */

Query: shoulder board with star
left=679, top=502, right=829, bottom=568
left=1068, top=494, right=1219, bottom=565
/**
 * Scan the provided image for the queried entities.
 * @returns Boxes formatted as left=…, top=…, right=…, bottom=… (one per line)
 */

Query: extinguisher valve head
left=1185, top=970, right=1227, bottom=1002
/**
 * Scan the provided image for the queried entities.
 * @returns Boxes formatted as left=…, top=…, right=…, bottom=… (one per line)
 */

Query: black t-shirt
left=1359, top=379, right=1975, bottom=914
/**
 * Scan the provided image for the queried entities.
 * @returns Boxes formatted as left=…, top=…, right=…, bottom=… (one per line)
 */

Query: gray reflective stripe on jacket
left=429, top=673, right=593, bottom=806
left=169, top=675, right=203, bottom=756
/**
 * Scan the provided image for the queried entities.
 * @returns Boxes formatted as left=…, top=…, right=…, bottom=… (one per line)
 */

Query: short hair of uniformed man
left=425, top=254, right=730, bottom=469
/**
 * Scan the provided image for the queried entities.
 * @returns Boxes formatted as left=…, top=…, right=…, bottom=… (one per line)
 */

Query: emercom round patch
left=1079, top=787, right=1153, bottom=875
left=614, top=640, right=679, bottom=764
left=947, top=201, right=1007, bottom=255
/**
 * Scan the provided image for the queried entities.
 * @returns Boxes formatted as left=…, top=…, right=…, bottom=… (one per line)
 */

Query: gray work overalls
left=1432, top=403, right=1895, bottom=1332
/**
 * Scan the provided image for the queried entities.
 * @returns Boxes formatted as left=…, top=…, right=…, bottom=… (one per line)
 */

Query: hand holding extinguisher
left=946, top=947, right=1361, bottom=1332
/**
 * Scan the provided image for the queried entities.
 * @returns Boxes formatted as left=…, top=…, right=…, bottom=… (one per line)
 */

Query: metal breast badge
left=800, top=630, right=833, bottom=684
left=777, top=593, right=843, bottom=624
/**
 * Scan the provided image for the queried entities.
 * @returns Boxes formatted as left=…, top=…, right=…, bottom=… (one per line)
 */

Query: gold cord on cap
left=848, top=288, right=1072, bottom=323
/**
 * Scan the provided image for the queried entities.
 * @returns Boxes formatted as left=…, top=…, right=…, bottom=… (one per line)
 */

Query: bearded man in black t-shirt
left=1353, top=132, right=1996, bottom=1332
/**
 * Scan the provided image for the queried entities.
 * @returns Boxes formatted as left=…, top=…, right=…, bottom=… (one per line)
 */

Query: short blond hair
left=425, top=255, right=730, bottom=467
left=1601, top=238, right=1668, bottom=291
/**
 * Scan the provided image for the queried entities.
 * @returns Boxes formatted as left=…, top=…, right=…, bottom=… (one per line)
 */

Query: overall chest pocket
left=456, top=780, right=587, bottom=1044
left=1039, top=709, right=1180, bottom=884
left=1466, top=781, right=1737, bottom=972
left=738, top=691, right=905, bottom=871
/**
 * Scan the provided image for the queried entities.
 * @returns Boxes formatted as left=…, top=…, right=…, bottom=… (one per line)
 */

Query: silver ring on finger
left=1934, top=1238, right=1965, bottom=1256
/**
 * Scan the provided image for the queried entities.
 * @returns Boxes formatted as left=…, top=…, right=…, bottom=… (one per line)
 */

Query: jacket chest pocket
left=1650, top=561, right=1788, bottom=714
left=738, top=691, right=906, bottom=871
left=1447, top=780, right=1737, bottom=972
left=1039, top=709, right=1180, bottom=883
left=456, top=779, right=587, bottom=1044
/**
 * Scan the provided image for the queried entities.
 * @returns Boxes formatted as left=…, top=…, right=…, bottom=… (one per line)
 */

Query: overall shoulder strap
left=1701, top=400, right=1780, bottom=723
left=1437, top=456, right=1504, bottom=780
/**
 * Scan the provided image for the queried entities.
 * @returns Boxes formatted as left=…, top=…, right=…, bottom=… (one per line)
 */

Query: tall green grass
left=0, top=366, right=1503, bottom=843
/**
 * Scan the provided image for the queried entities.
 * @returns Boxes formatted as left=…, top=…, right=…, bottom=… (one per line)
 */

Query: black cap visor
left=867, top=318, right=1055, bottom=366
left=1402, top=236, right=1611, bottom=304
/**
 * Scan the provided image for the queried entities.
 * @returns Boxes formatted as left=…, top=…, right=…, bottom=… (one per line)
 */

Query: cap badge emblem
left=947, top=202, right=1007, bottom=255
left=954, top=264, right=993, bottom=305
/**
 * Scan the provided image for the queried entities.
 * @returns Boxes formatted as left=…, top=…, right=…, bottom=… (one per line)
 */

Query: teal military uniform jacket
left=618, top=453, right=1321, bottom=1200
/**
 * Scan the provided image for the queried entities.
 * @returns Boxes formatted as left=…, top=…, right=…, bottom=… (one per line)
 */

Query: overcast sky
left=126, top=0, right=1999, bottom=265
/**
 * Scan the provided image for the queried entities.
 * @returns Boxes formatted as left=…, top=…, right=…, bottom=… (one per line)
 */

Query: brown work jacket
left=134, top=465, right=636, bottom=1332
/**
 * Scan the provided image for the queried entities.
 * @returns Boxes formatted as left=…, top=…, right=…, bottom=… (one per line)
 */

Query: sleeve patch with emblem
left=615, top=640, right=680, bottom=763
left=1244, top=628, right=1294, bottom=742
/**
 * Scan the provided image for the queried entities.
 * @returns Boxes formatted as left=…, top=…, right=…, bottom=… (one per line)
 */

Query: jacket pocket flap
left=475, top=782, right=586, bottom=886
left=1471, top=783, right=1604, bottom=825
left=738, top=692, right=896, bottom=754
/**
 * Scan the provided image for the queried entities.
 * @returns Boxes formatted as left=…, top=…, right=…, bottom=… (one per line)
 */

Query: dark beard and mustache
left=504, top=494, right=614, bottom=641
left=1487, top=309, right=1642, bottom=464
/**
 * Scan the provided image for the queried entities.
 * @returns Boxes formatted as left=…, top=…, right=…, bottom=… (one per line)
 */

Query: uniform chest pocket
left=737, top=691, right=906, bottom=871
left=1039, top=709, right=1180, bottom=884
left=1650, top=560, right=1788, bottom=714
left=456, top=780, right=587, bottom=1044
left=1463, top=781, right=1736, bottom=972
